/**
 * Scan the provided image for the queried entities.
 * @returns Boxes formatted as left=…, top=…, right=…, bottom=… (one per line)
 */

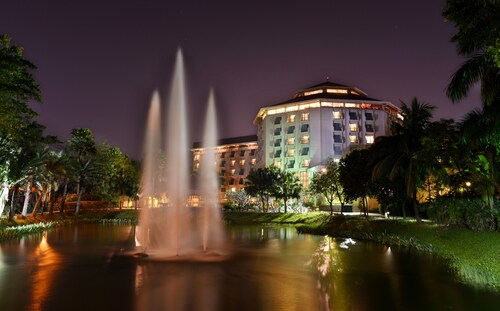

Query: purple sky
left=1, top=0, right=481, bottom=159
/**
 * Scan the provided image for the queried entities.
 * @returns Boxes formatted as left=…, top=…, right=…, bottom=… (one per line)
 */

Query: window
left=333, top=122, right=342, bottom=131
left=349, top=135, right=358, bottom=143
left=301, top=135, right=309, bottom=144
left=365, top=112, right=373, bottom=120
left=230, top=160, right=236, bottom=167
left=301, top=124, right=309, bottom=132
left=230, top=151, right=236, bottom=157
left=287, top=148, right=295, bottom=157
left=239, top=159, right=245, bottom=166
left=274, top=160, right=281, bottom=168
left=229, top=178, right=235, bottom=185
left=250, top=149, right=256, bottom=156
left=301, top=147, right=309, bottom=156
left=274, top=116, right=282, bottom=124
left=366, top=135, right=375, bottom=144
left=220, top=160, right=226, bottom=167
left=333, top=111, right=342, bottom=119
left=274, top=128, right=282, bottom=135
left=220, top=169, right=226, bottom=176
left=349, top=111, right=358, bottom=120
left=304, top=89, right=323, bottom=96
left=300, top=171, right=309, bottom=188
left=239, top=168, right=245, bottom=175
left=194, top=154, right=200, bottom=161
left=301, top=112, right=309, bottom=121
left=251, top=158, right=256, bottom=165
left=240, top=150, right=245, bottom=156
left=287, top=126, right=295, bottom=134
left=334, top=134, right=343, bottom=143
left=274, top=138, right=282, bottom=147
left=220, top=152, right=226, bottom=158
left=287, top=160, right=295, bottom=169
left=239, top=178, right=244, bottom=185
left=194, top=162, right=200, bottom=170
left=365, top=123, right=374, bottom=132
left=274, top=149, right=282, bottom=158
left=334, top=146, right=342, bottom=155
left=287, top=137, right=295, bottom=145
left=287, top=114, right=295, bottom=123
left=349, top=123, right=358, bottom=132
left=302, top=159, right=310, bottom=167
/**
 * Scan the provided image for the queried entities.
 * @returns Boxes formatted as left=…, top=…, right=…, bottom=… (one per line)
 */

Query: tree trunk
left=21, top=181, right=31, bottom=218
left=413, top=192, right=421, bottom=222
left=0, top=181, right=9, bottom=217
left=284, top=196, right=288, bottom=213
left=329, top=201, right=333, bottom=216
left=60, top=182, right=68, bottom=213
left=8, top=186, right=17, bottom=221
left=75, top=186, right=84, bottom=214
left=31, top=194, right=42, bottom=217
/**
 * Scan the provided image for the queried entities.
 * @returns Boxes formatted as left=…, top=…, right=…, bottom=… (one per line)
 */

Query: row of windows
left=219, top=149, right=256, bottom=158
left=333, top=122, right=374, bottom=132
left=273, top=147, right=309, bottom=158
left=274, top=112, right=309, bottom=124
left=274, top=124, right=309, bottom=135
left=273, top=159, right=310, bottom=169
left=274, top=111, right=373, bottom=124
left=221, top=168, right=247, bottom=176
left=333, top=134, right=374, bottom=144
left=220, top=158, right=257, bottom=167
left=274, top=135, right=309, bottom=146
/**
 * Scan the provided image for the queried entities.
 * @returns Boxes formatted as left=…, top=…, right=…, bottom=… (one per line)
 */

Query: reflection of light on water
left=339, top=238, right=356, bottom=249
left=29, top=231, right=62, bottom=311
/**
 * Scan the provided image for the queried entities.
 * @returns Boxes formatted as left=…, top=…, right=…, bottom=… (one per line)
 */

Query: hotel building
left=192, top=81, right=401, bottom=198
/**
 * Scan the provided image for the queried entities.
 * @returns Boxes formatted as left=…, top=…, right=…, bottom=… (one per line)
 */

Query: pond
left=0, top=224, right=498, bottom=310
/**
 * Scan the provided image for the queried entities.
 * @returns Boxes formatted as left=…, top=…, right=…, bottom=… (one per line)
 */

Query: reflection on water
left=0, top=224, right=499, bottom=311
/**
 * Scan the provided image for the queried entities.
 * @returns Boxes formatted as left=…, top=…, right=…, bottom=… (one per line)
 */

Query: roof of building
left=192, top=134, right=258, bottom=149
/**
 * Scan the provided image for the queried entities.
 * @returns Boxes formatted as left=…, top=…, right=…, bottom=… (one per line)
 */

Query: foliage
left=339, top=149, right=372, bottom=216
left=224, top=189, right=251, bottom=211
left=309, top=158, right=346, bottom=215
left=272, top=169, right=302, bottom=213
left=245, top=166, right=279, bottom=212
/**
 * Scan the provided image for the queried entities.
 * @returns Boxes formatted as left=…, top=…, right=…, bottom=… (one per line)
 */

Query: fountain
left=136, top=49, right=226, bottom=260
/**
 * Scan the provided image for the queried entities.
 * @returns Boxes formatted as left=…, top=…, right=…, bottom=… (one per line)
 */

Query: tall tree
left=245, top=167, right=278, bottom=212
left=371, top=98, right=435, bottom=222
left=339, top=149, right=372, bottom=216
left=273, top=169, right=302, bottom=213
left=309, top=158, right=346, bottom=215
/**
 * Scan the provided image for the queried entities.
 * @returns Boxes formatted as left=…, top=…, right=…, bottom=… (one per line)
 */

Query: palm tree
left=273, top=170, right=302, bottom=213
left=371, top=98, right=435, bottom=222
left=245, top=167, right=278, bottom=212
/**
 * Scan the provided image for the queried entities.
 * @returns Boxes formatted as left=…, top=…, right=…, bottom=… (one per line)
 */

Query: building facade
left=191, top=135, right=258, bottom=201
left=253, top=81, right=401, bottom=187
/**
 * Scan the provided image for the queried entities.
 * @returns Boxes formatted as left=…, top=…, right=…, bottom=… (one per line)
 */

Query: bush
left=428, top=197, right=498, bottom=231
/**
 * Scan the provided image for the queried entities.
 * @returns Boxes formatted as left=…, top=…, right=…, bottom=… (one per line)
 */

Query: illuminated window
left=274, top=128, right=282, bottom=135
left=230, top=187, right=236, bottom=192
left=334, top=134, right=343, bottom=143
left=300, top=171, right=309, bottom=188
left=349, top=135, right=358, bottom=143
left=345, top=103, right=359, bottom=108
left=251, top=158, right=256, bottom=165
left=333, top=122, right=342, bottom=131
left=230, top=169, right=236, bottom=175
left=333, top=111, right=342, bottom=119
left=286, top=106, right=298, bottom=112
left=301, top=135, right=309, bottom=144
left=274, top=149, right=282, bottom=158
left=287, top=148, right=295, bottom=157
left=302, top=159, right=310, bottom=167
left=301, top=124, right=309, bottom=132
left=301, top=112, right=309, bottom=121
left=239, top=159, right=245, bottom=166
left=304, top=89, right=323, bottom=96
left=230, top=160, right=236, bottom=167
left=365, top=112, right=373, bottom=120
left=274, top=116, right=282, bottom=124
left=274, top=138, right=282, bottom=147
left=301, top=147, right=309, bottom=156
left=349, top=111, right=358, bottom=120
left=326, top=88, right=348, bottom=94
left=366, top=123, right=374, bottom=132
left=194, top=154, right=200, bottom=161
left=287, top=114, right=295, bottom=123
left=334, top=146, right=342, bottom=155
left=274, top=160, right=282, bottom=168
left=194, top=162, right=200, bottom=170
left=240, top=150, right=245, bottom=156
left=366, top=135, right=375, bottom=144
left=349, top=123, right=358, bottom=132
left=351, top=90, right=360, bottom=95
left=287, top=137, right=295, bottom=145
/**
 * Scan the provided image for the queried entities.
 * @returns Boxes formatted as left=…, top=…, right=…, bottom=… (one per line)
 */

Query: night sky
left=1, top=0, right=481, bottom=159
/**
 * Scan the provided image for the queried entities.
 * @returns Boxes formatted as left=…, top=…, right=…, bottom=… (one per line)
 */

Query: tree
left=245, top=167, right=278, bottom=212
left=224, top=189, right=251, bottom=211
left=309, top=158, right=346, bottom=215
left=443, top=0, right=500, bottom=106
left=371, top=98, right=435, bottom=222
left=339, top=149, right=373, bottom=217
left=272, top=170, right=302, bottom=213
